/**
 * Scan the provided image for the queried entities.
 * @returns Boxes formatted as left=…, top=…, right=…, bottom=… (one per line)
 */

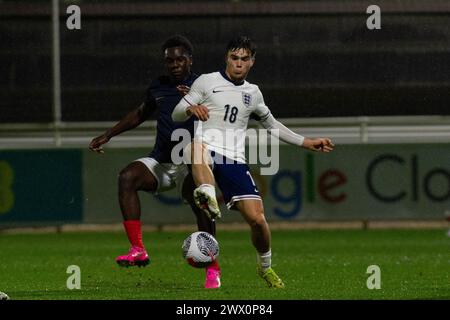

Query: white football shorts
left=135, top=157, right=189, bottom=193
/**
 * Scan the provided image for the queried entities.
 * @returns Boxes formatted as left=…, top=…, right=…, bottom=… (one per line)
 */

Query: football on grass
left=182, top=231, right=219, bottom=268
left=0, top=292, right=9, bottom=300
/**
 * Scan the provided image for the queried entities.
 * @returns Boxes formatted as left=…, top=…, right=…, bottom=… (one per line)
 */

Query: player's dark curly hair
left=226, top=35, right=256, bottom=57
left=161, top=35, right=193, bottom=56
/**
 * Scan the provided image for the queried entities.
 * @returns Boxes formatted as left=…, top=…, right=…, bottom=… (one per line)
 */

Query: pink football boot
left=204, top=263, right=221, bottom=289
left=116, top=246, right=149, bottom=267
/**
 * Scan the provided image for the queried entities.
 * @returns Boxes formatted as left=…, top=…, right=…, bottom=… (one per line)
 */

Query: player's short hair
left=226, top=36, right=256, bottom=58
left=161, top=35, right=193, bottom=56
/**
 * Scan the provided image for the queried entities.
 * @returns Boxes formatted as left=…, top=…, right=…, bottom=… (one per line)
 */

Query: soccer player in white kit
left=173, top=36, right=334, bottom=288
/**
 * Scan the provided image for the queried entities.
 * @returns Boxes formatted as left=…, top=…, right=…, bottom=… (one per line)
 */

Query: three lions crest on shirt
left=242, top=92, right=252, bottom=107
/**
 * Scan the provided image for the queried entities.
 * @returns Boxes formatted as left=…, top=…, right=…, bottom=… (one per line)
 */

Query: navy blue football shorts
left=209, top=151, right=262, bottom=210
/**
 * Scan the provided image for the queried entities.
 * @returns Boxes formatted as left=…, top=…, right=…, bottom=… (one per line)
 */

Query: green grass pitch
left=0, top=229, right=449, bottom=300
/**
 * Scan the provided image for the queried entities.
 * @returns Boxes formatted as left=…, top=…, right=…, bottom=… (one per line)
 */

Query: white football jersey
left=179, top=71, right=271, bottom=162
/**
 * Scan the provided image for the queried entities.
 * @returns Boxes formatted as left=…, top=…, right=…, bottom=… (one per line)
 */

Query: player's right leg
left=190, top=141, right=221, bottom=220
left=182, top=172, right=216, bottom=236
left=116, top=161, right=157, bottom=267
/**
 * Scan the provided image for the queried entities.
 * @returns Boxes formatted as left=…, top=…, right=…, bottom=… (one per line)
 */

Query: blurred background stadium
left=1, top=0, right=450, bottom=229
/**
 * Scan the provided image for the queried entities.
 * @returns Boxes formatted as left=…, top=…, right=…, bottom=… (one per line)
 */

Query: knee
left=118, top=167, right=139, bottom=190
left=248, top=213, right=268, bottom=230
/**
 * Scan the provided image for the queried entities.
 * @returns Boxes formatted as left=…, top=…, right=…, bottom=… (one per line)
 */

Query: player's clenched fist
left=302, top=137, right=335, bottom=153
left=89, top=134, right=110, bottom=154
left=186, top=104, right=209, bottom=121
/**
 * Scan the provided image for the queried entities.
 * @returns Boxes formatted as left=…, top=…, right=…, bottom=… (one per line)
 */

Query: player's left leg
left=236, top=199, right=285, bottom=289
left=207, top=155, right=283, bottom=288
left=182, top=172, right=221, bottom=289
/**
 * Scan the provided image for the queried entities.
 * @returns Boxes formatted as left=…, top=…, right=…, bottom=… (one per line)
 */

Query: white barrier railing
left=1, top=115, right=450, bottom=149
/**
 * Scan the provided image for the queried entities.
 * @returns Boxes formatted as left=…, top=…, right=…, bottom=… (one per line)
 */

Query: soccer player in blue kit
left=173, top=36, right=334, bottom=288
left=89, top=35, right=221, bottom=289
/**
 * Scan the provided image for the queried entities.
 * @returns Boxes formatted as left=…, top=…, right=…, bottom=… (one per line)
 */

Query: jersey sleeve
left=172, top=75, right=207, bottom=121
left=255, top=89, right=305, bottom=146
left=252, top=89, right=271, bottom=122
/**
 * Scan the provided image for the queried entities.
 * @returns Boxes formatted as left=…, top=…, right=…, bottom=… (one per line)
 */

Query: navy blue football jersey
left=145, top=73, right=198, bottom=163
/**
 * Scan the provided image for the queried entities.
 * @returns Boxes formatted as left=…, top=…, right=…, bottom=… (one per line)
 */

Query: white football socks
left=199, top=184, right=216, bottom=200
left=257, top=250, right=272, bottom=272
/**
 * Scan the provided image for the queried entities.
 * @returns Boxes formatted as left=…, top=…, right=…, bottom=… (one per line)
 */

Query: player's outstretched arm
left=258, top=113, right=334, bottom=152
left=89, top=102, right=150, bottom=154
left=302, top=137, right=335, bottom=153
